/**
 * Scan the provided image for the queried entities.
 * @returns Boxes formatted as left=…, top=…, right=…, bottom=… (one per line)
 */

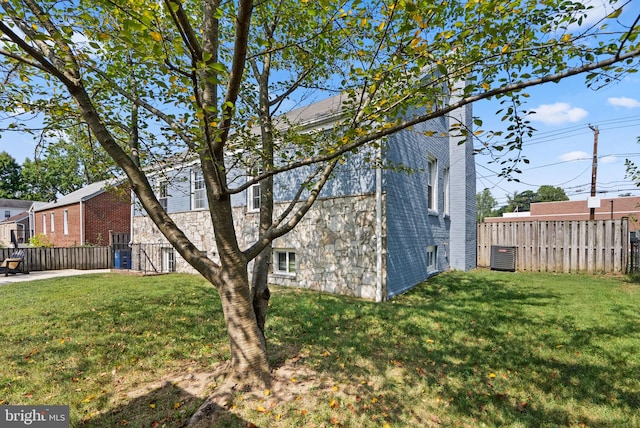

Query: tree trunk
left=251, top=248, right=271, bottom=346
left=213, top=263, right=271, bottom=389
left=189, top=263, right=271, bottom=426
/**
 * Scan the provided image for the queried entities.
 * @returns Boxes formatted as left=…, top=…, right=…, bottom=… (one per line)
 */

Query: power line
left=479, top=113, right=640, bottom=149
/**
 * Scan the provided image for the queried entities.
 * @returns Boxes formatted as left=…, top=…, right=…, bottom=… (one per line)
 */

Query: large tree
left=536, top=184, right=570, bottom=202
left=499, top=185, right=570, bottom=214
left=1, top=0, right=638, bottom=416
left=20, top=125, right=116, bottom=201
left=476, top=188, right=498, bottom=222
left=0, top=151, right=23, bottom=198
left=506, top=189, right=538, bottom=212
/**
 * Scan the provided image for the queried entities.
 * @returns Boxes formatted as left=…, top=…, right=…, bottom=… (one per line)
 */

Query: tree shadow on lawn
left=78, top=379, right=249, bottom=428
left=268, top=271, right=639, bottom=426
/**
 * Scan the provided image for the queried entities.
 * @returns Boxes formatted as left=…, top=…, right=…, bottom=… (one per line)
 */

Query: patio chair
left=0, top=249, right=29, bottom=276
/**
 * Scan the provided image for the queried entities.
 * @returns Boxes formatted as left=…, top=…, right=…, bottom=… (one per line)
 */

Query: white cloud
left=600, top=155, right=617, bottom=164
left=529, top=103, right=588, bottom=125
left=607, top=97, right=640, bottom=108
left=559, top=151, right=591, bottom=162
left=567, top=0, right=615, bottom=29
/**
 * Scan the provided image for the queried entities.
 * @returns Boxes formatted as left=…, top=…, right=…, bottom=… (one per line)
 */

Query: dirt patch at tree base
left=122, top=355, right=340, bottom=427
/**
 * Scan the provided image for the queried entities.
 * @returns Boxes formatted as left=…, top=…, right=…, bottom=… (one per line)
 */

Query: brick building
left=484, top=196, right=640, bottom=232
left=33, top=180, right=131, bottom=247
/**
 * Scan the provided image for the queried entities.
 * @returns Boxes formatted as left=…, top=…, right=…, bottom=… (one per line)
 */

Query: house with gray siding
left=131, top=91, right=476, bottom=300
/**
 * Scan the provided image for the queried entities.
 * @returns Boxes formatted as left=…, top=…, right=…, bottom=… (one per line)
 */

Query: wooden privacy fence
left=477, top=219, right=629, bottom=273
left=0, top=247, right=111, bottom=271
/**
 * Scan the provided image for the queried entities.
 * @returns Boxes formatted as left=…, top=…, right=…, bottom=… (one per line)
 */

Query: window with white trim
left=63, top=210, right=69, bottom=235
left=247, top=169, right=261, bottom=212
left=158, top=180, right=168, bottom=212
left=443, top=167, right=450, bottom=215
left=427, top=157, right=437, bottom=211
left=192, top=169, right=206, bottom=210
left=42, top=214, right=47, bottom=235
left=162, top=247, right=176, bottom=272
left=427, top=245, right=437, bottom=272
left=50, top=213, right=55, bottom=232
left=273, top=250, right=296, bottom=275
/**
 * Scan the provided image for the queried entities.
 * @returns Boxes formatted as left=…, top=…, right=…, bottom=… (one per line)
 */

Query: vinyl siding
left=384, top=115, right=451, bottom=298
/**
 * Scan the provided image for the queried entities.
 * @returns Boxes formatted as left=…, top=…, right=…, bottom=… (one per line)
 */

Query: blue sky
left=474, top=0, right=640, bottom=206
left=1, top=0, right=638, bottom=208
left=1, top=70, right=638, bottom=208
left=474, top=71, right=640, bottom=206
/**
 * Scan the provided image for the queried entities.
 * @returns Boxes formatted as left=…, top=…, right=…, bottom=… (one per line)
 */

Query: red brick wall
left=33, top=186, right=130, bottom=247
left=84, top=189, right=131, bottom=246
left=34, top=204, right=83, bottom=246
left=485, top=196, right=640, bottom=232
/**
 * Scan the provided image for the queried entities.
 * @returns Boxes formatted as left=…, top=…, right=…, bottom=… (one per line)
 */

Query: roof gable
left=34, top=179, right=121, bottom=211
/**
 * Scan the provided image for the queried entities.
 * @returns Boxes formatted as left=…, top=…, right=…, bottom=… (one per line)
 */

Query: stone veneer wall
left=132, top=193, right=385, bottom=300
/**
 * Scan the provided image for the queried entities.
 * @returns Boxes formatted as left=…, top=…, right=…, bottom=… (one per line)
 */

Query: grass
left=1, top=270, right=639, bottom=427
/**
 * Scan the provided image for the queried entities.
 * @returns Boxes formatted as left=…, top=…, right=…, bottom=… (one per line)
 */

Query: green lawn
left=1, top=270, right=638, bottom=427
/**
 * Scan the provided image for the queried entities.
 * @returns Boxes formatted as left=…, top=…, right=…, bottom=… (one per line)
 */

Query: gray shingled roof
left=0, top=198, right=36, bottom=210
left=274, top=92, right=347, bottom=128
left=34, top=179, right=121, bottom=211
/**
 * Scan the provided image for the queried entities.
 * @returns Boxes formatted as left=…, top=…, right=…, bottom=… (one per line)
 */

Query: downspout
left=80, top=199, right=84, bottom=244
left=129, top=190, right=135, bottom=245
left=28, top=206, right=34, bottom=240
left=375, top=146, right=384, bottom=302
left=17, top=223, right=24, bottom=246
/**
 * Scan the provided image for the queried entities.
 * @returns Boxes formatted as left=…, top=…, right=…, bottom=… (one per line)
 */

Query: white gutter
left=375, top=146, right=384, bottom=303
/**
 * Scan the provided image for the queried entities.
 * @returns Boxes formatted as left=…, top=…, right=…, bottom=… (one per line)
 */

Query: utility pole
left=589, top=124, right=599, bottom=220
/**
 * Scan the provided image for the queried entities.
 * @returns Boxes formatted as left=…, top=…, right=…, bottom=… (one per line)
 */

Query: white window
left=192, top=170, right=206, bottom=210
left=162, top=247, right=176, bottom=272
left=273, top=250, right=296, bottom=275
left=42, top=214, right=47, bottom=235
left=247, top=169, right=261, bottom=212
left=50, top=213, right=55, bottom=232
left=427, top=246, right=437, bottom=272
left=428, top=157, right=437, bottom=211
left=443, top=167, right=450, bottom=215
left=63, top=210, right=69, bottom=235
left=158, top=180, right=168, bottom=212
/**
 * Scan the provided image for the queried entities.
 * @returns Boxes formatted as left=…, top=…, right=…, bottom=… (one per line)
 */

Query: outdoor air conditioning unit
left=490, top=245, right=516, bottom=272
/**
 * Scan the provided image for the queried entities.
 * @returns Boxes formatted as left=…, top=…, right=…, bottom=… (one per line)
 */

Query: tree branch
left=217, top=0, right=254, bottom=149
left=230, top=46, right=640, bottom=196
left=244, top=157, right=340, bottom=260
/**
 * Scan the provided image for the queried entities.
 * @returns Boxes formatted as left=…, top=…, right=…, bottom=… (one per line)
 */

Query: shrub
left=28, top=233, right=54, bottom=248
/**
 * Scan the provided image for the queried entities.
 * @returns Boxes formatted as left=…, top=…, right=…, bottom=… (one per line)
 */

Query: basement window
left=427, top=245, right=437, bottom=272
left=273, top=249, right=296, bottom=276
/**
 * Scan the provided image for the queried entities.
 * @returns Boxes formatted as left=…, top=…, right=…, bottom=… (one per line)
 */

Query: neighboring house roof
left=0, top=211, right=29, bottom=224
left=0, top=198, right=36, bottom=210
left=34, top=179, right=122, bottom=211
left=485, top=196, right=640, bottom=223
